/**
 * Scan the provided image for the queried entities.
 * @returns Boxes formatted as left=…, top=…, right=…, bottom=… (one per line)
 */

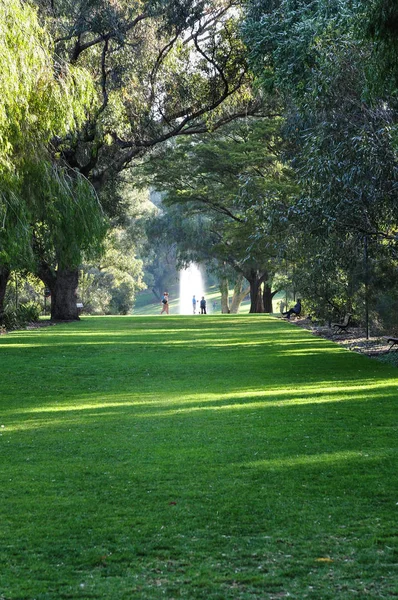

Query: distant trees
left=20, top=0, right=264, bottom=319
left=140, top=118, right=297, bottom=312
left=0, top=0, right=268, bottom=322
left=142, top=203, right=251, bottom=313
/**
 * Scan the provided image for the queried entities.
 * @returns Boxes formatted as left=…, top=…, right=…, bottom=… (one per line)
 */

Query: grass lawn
left=0, top=315, right=397, bottom=599
left=132, top=285, right=252, bottom=315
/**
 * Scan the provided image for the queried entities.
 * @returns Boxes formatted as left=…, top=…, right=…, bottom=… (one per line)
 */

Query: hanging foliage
left=0, top=0, right=100, bottom=270
left=0, top=0, right=96, bottom=176
left=22, top=161, right=107, bottom=270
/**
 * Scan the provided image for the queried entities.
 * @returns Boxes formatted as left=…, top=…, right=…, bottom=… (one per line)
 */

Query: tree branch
left=58, top=12, right=149, bottom=63
left=100, top=39, right=110, bottom=111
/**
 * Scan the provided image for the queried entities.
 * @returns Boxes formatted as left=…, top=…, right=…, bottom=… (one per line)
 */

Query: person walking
left=160, top=292, right=169, bottom=314
left=192, top=295, right=197, bottom=314
left=200, top=296, right=207, bottom=314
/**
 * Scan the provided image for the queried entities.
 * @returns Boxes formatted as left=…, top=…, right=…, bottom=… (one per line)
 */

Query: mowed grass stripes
left=0, top=315, right=397, bottom=599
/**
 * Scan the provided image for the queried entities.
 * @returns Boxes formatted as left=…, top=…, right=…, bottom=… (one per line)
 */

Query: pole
left=364, top=235, right=369, bottom=340
left=15, top=272, right=18, bottom=309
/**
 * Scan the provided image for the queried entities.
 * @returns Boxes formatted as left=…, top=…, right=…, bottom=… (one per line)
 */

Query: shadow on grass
left=1, top=316, right=397, bottom=599
left=1, top=316, right=397, bottom=412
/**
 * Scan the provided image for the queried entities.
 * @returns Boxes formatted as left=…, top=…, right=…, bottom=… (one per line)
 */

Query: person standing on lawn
left=200, top=296, right=207, bottom=314
left=160, top=292, right=169, bottom=314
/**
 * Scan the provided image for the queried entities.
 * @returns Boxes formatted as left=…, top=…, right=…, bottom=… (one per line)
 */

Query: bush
left=108, top=281, right=136, bottom=315
left=374, top=291, right=398, bottom=336
left=1, top=302, right=41, bottom=330
left=376, top=352, right=398, bottom=368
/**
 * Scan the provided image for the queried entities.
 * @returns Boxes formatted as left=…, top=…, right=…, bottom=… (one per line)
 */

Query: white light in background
left=179, top=264, right=205, bottom=315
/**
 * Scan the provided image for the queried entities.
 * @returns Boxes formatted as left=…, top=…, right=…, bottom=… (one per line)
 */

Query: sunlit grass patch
left=0, top=315, right=397, bottom=599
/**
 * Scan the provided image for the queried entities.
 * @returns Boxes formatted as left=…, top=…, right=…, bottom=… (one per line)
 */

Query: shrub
left=374, top=291, right=398, bottom=336
left=1, top=302, right=41, bottom=330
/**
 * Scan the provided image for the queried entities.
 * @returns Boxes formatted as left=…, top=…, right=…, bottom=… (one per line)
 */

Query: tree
left=46, top=0, right=261, bottom=188
left=141, top=207, right=180, bottom=301
left=0, top=0, right=101, bottom=321
left=25, top=163, right=107, bottom=320
left=79, top=225, right=146, bottom=314
left=24, top=0, right=268, bottom=319
left=140, top=117, right=296, bottom=311
left=243, top=0, right=398, bottom=327
left=364, top=0, right=398, bottom=94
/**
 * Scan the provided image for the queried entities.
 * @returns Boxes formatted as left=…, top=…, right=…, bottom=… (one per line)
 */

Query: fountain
left=179, top=264, right=205, bottom=314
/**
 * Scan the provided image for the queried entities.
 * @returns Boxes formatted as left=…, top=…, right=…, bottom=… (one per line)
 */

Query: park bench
left=280, top=303, right=302, bottom=320
left=280, top=311, right=301, bottom=320
left=332, top=313, right=352, bottom=334
left=289, top=309, right=301, bottom=320
left=386, top=337, right=398, bottom=352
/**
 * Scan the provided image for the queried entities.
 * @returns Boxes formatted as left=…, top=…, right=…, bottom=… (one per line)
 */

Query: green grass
left=1, top=315, right=397, bottom=599
left=132, top=285, right=252, bottom=315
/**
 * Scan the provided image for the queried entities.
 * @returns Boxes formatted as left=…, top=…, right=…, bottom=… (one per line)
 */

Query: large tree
left=26, top=163, right=107, bottom=320
left=46, top=0, right=261, bottom=189
left=0, top=0, right=101, bottom=321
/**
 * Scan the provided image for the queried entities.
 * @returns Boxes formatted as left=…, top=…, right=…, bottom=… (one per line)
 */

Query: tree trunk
left=38, top=263, right=80, bottom=321
left=230, top=275, right=250, bottom=314
left=247, top=270, right=267, bottom=313
left=51, top=268, right=80, bottom=320
left=219, top=276, right=230, bottom=313
left=249, top=281, right=264, bottom=313
left=263, top=283, right=279, bottom=314
left=0, top=266, right=11, bottom=322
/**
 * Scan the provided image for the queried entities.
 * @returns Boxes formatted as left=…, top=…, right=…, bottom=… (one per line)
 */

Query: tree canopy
left=140, top=117, right=297, bottom=311
left=0, top=0, right=94, bottom=176
left=39, top=0, right=263, bottom=196
left=2, top=0, right=267, bottom=321
left=0, top=0, right=98, bottom=265
left=242, top=0, right=398, bottom=325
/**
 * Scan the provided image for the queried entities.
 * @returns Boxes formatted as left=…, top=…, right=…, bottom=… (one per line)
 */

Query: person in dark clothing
left=282, top=299, right=301, bottom=320
left=200, top=296, right=207, bottom=314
